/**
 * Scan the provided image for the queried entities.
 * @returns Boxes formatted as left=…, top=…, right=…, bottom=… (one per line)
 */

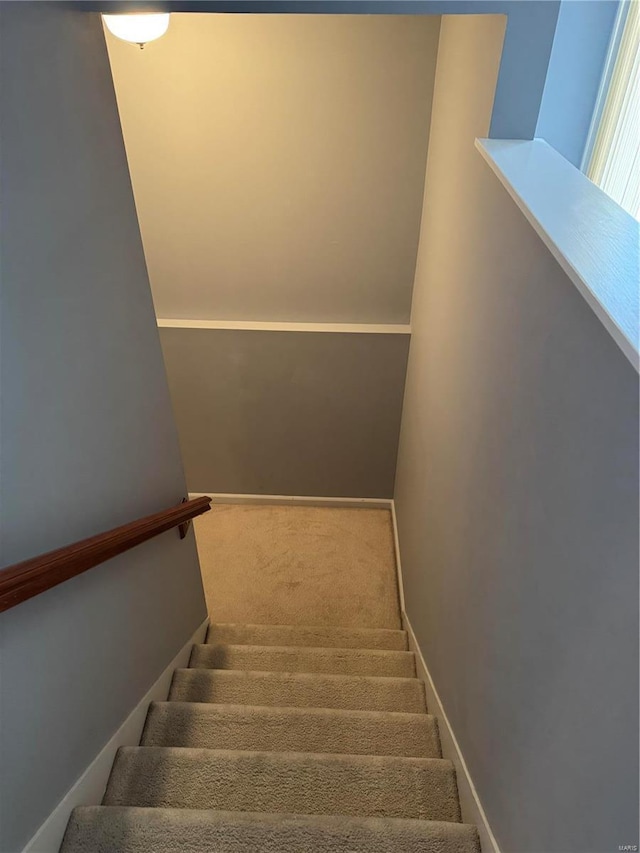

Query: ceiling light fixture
left=102, top=13, right=170, bottom=49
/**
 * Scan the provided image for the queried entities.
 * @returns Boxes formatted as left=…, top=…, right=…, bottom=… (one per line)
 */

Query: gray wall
left=160, top=328, right=409, bottom=497
left=106, top=14, right=440, bottom=324
left=0, top=5, right=207, bottom=850
left=395, top=14, right=639, bottom=853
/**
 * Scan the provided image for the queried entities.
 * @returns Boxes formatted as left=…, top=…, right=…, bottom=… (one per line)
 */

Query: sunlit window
left=586, top=0, right=639, bottom=220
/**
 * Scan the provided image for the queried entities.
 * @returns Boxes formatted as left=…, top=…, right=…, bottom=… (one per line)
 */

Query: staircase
left=61, top=622, right=481, bottom=852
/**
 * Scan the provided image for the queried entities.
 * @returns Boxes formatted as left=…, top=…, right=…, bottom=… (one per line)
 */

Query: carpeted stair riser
left=62, top=807, right=482, bottom=853
left=190, top=643, right=416, bottom=677
left=141, top=701, right=442, bottom=758
left=104, top=747, right=461, bottom=822
left=206, top=622, right=409, bottom=650
left=170, top=668, right=427, bottom=713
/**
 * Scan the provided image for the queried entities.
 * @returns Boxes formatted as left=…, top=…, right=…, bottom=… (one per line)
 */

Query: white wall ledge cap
left=156, top=319, right=411, bottom=334
left=476, top=137, right=639, bottom=372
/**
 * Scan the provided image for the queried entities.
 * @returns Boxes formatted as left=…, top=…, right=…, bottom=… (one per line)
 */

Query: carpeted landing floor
left=60, top=503, right=480, bottom=853
left=193, top=504, right=402, bottom=629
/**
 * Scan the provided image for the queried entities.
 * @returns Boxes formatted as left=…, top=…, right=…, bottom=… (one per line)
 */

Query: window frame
left=582, top=0, right=639, bottom=219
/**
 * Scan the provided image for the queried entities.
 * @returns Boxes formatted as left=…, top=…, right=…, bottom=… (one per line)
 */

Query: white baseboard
left=22, top=618, right=209, bottom=853
left=189, top=492, right=393, bottom=510
left=389, top=500, right=406, bottom=612
left=402, top=611, right=500, bottom=853
left=392, top=500, right=497, bottom=850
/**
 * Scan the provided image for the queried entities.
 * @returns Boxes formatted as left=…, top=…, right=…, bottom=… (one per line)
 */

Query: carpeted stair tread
left=104, top=747, right=461, bottom=822
left=62, top=807, right=481, bottom=853
left=141, top=701, right=442, bottom=758
left=170, top=668, right=427, bottom=713
left=206, top=622, right=409, bottom=650
left=190, top=643, right=416, bottom=677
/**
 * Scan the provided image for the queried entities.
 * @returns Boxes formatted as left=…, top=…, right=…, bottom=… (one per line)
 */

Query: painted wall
left=0, top=6, right=207, bottom=850
left=107, top=14, right=440, bottom=324
left=394, top=14, right=639, bottom=853
left=98, top=0, right=561, bottom=142
left=160, top=328, right=409, bottom=496
left=106, top=13, right=439, bottom=496
left=536, top=0, right=618, bottom=167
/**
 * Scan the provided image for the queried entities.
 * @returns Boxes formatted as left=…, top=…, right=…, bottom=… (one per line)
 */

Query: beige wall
left=106, top=14, right=439, bottom=323
left=395, top=14, right=639, bottom=853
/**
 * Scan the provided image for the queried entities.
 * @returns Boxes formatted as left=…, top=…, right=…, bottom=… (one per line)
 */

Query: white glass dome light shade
left=102, top=13, right=170, bottom=48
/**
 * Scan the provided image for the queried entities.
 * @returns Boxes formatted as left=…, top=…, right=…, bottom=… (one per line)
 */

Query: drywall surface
left=395, top=14, right=639, bottom=853
left=536, top=0, right=618, bottom=167
left=0, top=6, right=207, bottom=850
left=99, top=0, right=561, bottom=140
left=159, top=328, right=409, bottom=497
left=107, top=14, right=434, bottom=498
left=106, top=14, right=440, bottom=324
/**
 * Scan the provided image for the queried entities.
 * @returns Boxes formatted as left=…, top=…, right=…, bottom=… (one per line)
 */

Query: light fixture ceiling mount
left=102, top=13, right=170, bottom=49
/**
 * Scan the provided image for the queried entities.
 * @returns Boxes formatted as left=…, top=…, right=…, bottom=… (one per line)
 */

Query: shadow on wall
left=159, top=328, right=410, bottom=498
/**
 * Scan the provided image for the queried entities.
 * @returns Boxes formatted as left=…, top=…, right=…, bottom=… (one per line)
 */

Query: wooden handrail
left=0, top=496, right=212, bottom=613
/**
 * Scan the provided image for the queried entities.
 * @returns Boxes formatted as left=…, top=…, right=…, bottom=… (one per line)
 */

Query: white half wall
left=394, top=13, right=639, bottom=853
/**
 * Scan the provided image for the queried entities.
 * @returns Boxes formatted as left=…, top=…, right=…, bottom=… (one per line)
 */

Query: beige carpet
left=62, top=508, right=479, bottom=853
left=193, top=505, right=401, bottom=629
